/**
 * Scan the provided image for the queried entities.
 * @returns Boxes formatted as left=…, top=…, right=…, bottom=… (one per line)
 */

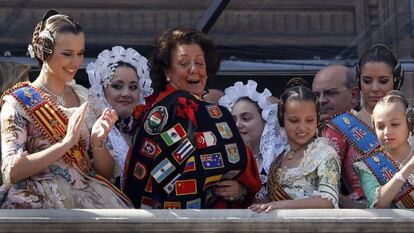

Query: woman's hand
left=62, top=102, right=88, bottom=148
left=90, top=108, right=118, bottom=147
left=249, top=201, right=282, bottom=213
left=215, top=180, right=245, bottom=202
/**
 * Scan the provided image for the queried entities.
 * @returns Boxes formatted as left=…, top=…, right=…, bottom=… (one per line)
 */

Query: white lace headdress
left=87, top=46, right=153, bottom=106
left=86, top=46, right=153, bottom=181
left=219, top=80, right=287, bottom=173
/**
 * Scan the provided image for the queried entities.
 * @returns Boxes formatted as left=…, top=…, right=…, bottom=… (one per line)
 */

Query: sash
left=8, top=82, right=133, bottom=207
left=330, top=112, right=379, bottom=155
left=267, top=154, right=292, bottom=201
left=362, top=152, right=414, bottom=208
left=330, top=112, right=414, bottom=208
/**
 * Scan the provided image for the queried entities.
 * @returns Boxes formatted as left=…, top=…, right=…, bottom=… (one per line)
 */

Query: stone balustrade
left=0, top=209, right=413, bottom=232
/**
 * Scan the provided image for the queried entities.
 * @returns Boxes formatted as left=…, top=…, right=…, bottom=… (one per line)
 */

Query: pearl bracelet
left=394, top=172, right=406, bottom=182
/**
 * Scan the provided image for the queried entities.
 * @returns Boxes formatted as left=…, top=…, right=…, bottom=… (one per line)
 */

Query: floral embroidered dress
left=268, top=138, right=341, bottom=208
left=0, top=82, right=131, bottom=209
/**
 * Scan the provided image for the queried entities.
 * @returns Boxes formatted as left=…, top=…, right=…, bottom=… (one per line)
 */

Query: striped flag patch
left=172, top=139, right=195, bottom=164
left=183, top=156, right=196, bottom=173
left=161, top=123, right=187, bottom=146
left=204, top=174, right=222, bottom=190
left=151, top=158, right=175, bottom=183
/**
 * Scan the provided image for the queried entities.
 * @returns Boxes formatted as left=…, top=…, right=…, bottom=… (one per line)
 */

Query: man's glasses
left=313, top=87, right=348, bottom=99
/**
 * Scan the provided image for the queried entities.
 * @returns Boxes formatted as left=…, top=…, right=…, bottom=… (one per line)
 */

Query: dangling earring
left=166, top=77, right=170, bottom=82
left=42, top=62, right=49, bottom=74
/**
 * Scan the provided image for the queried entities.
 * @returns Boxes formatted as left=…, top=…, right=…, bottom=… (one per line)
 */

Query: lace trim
left=219, top=80, right=287, bottom=173
left=87, top=46, right=153, bottom=106
left=370, top=187, right=381, bottom=208
left=299, top=138, right=339, bottom=177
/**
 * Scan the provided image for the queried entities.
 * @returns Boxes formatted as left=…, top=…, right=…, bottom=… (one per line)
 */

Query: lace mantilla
left=87, top=46, right=153, bottom=105
left=219, top=80, right=287, bottom=173
left=86, top=46, right=153, bottom=181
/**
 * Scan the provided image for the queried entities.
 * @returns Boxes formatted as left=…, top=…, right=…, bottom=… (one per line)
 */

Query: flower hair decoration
left=219, top=80, right=287, bottom=173
left=87, top=46, right=153, bottom=106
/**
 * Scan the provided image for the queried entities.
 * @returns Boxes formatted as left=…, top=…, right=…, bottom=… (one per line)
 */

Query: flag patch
left=161, top=123, right=187, bottom=146
left=206, top=105, right=223, bottom=119
left=141, top=196, right=153, bottom=208
left=175, top=179, right=197, bottom=196
left=140, top=138, right=161, bottom=158
left=215, top=122, right=233, bottom=139
left=144, top=106, right=168, bottom=135
left=195, top=131, right=217, bottom=149
left=133, top=161, right=147, bottom=180
left=163, top=173, right=181, bottom=194
left=151, top=158, right=175, bottom=183
left=186, top=198, right=201, bottom=209
left=225, top=143, right=240, bottom=164
left=204, top=174, right=222, bottom=190
left=172, top=138, right=195, bottom=164
left=164, top=201, right=181, bottom=209
left=144, top=178, right=153, bottom=192
left=201, top=153, right=224, bottom=170
left=183, top=156, right=196, bottom=173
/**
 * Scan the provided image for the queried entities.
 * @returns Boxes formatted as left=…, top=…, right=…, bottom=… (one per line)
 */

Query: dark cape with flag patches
left=123, top=86, right=260, bottom=209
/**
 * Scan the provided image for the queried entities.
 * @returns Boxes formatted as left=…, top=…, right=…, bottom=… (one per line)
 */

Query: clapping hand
left=63, top=102, right=88, bottom=148
left=90, top=108, right=118, bottom=146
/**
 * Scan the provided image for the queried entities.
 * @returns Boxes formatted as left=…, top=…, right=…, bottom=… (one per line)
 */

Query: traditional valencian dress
left=268, top=138, right=341, bottom=208
left=0, top=82, right=132, bottom=208
left=320, top=111, right=369, bottom=201
left=123, top=85, right=261, bottom=209
left=354, top=150, right=414, bottom=208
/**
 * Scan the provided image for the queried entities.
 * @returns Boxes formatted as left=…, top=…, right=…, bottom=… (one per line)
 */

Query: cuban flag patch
left=172, top=138, right=195, bottom=164
left=151, top=158, right=175, bottom=183
left=201, top=153, right=224, bottom=170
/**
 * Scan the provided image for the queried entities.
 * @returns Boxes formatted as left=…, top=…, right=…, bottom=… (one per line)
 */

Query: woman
left=249, top=82, right=340, bottom=213
left=87, top=46, right=153, bottom=185
left=354, top=91, right=414, bottom=208
left=123, top=27, right=261, bottom=209
left=219, top=80, right=287, bottom=203
left=0, top=10, right=131, bottom=208
left=356, top=44, right=404, bottom=127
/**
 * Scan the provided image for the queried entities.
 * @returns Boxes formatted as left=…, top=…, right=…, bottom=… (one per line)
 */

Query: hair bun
left=42, top=9, right=59, bottom=23
left=285, top=77, right=309, bottom=89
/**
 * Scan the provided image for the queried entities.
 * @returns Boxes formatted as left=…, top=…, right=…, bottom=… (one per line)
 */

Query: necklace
left=37, top=82, right=66, bottom=106
left=398, top=150, right=413, bottom=167
left=285, top=147, right=301, bottom=160
left=285, top=139, right=313, bottom=160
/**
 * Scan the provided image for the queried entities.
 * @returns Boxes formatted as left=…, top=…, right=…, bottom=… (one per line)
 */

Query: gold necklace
left=285, top=139, right=313, bottom=160
left=286, top=149, right=300, bottom=160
